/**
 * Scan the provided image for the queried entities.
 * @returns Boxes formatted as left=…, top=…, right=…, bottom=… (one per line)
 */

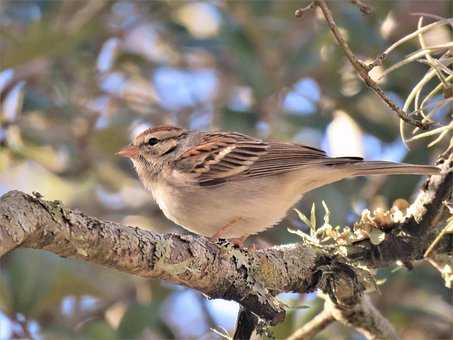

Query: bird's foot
left=229, top=235, right=248, bottom=247
left=209, top=217, right=242, bottom=242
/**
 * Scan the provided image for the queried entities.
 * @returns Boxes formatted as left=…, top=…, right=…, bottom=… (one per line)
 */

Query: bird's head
left=117, top=125, right=186, bottom=178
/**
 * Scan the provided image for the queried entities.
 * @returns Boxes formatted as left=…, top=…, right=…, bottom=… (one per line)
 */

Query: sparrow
left=117, top=125, right=439, bottom=243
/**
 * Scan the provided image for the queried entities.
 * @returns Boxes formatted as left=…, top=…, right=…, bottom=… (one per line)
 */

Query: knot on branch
left=312, top=255, right=368, bottom=306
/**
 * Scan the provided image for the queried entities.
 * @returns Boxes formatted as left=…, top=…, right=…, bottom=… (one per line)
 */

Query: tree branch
left=287, top=307, right=334, bottom=340
left=288, top=293, right=401, bottom=340
left=326, top=295, right=400, bottom=340
left=0, top=190, right=370, bottom=325
left=346, top=151, right=452, bottom=267
left=296, top=0, right=426, bottom=129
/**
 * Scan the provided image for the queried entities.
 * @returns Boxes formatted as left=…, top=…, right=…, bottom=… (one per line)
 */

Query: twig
left=427, top=256, right=453, bottom=288
left=349, top=0, right=373, bottom=15
left=287, top=308, right=334, bottom=340
left=294, top=2, right=316, bottom=17
left=326, top=295, right=400, bottom=340
left=424, top=217, right=453, bottom=257
left=296, top=0, right=426, bottom=129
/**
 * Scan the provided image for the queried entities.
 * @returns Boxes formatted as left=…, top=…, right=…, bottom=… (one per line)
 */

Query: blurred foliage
left=0, top=0, right=451, bottom=339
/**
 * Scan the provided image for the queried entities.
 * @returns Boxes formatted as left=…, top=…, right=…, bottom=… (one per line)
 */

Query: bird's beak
left=116, top=145, right=139, bottom=158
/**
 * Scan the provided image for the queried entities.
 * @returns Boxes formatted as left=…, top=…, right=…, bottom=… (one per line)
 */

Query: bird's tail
left=346, top=160, right=440, bottom=177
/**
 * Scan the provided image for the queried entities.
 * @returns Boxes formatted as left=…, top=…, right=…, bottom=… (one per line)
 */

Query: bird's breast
left=148, top=174, right=309, bottom=239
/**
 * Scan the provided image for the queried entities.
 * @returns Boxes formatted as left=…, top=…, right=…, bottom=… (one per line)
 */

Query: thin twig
left=304, top=0, right=426, bottom=129
left=287, top=308, right=334, bottom=340
left=294, top=2, right=316, bottom=17
left=424, top=217, right=453, bottom=257
left=349, top=0, right=373, bottom=15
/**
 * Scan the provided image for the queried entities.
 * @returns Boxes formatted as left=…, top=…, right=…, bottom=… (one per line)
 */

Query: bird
left=117, top=125, right=439, bottom=244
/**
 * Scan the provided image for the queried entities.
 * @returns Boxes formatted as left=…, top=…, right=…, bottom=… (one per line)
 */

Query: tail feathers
left=346, top=160, right=440, bottom=177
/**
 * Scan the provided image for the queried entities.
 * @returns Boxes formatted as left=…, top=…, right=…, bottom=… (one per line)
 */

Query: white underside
left=149, top=167, right=350, bottom=239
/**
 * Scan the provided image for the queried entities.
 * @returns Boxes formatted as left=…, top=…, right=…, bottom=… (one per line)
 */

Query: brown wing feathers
left=175, top=133, right=269, bottom=185
left=242, top=142, right=334, bottom=178
left=174, top=131, right=438, bottom=186
left=175, top=131, right=341, bottom=185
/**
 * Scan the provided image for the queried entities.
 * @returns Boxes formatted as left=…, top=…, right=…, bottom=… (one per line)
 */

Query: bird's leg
left=229, top=235, right=256, bottom=252
left=209, top=217, right=242, bottom=242
left=229, top=235, right=246, bottom=246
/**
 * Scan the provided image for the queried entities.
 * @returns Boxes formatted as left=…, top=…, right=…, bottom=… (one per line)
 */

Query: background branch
left=300, top=0, right=426, bottom=129
left=287, top=307, right=334, bottom=340
left=326, top=295, right=400, bottom=340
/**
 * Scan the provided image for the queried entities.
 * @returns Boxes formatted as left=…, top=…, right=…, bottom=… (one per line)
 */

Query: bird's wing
left=174, top=132, right=361, bottom=186
left=174, top=132, right=269, bottom=186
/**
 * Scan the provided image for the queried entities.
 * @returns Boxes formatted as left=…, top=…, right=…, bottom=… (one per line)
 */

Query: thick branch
left=0, top=190, right=365, bottom=324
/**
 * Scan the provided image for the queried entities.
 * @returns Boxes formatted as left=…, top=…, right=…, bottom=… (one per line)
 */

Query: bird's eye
left=147, top=137, right=159, bottom=146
